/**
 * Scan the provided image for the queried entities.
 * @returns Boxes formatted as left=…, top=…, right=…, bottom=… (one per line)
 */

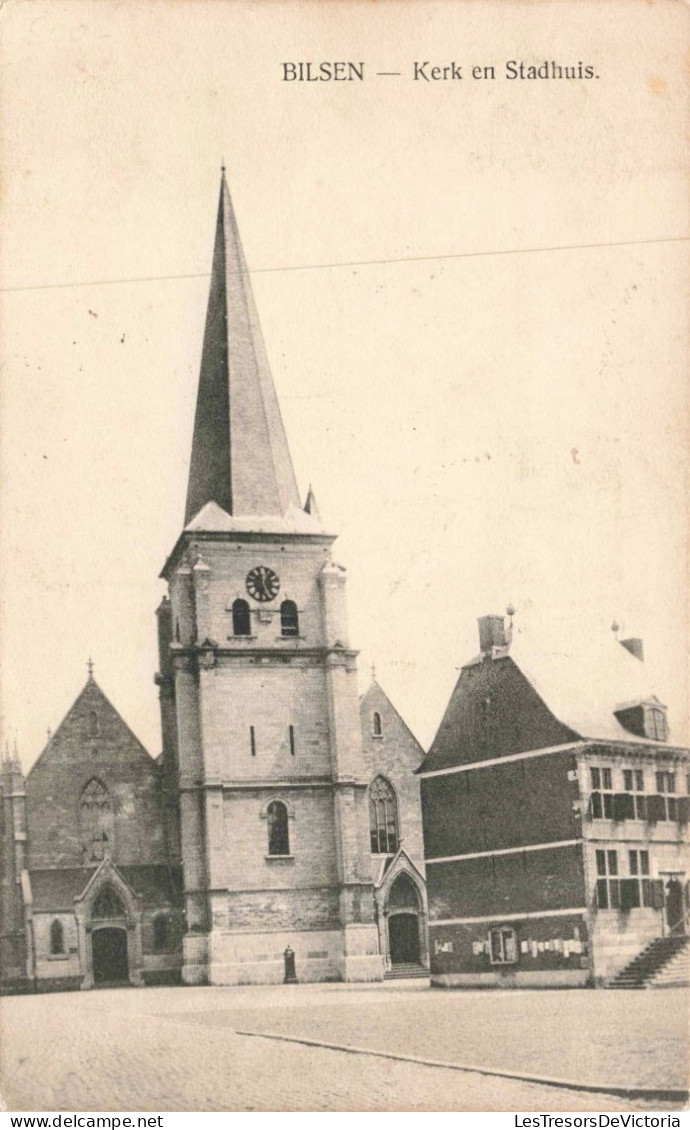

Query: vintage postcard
left=1, top=0, right=688, bottom=1116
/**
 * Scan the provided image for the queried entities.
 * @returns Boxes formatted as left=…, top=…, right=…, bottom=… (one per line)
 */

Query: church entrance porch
left=92, top=927, right=129, bottom=985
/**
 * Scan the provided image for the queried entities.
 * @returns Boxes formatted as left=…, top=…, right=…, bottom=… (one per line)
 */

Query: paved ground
left=1, top=983, right=687, bottom=1112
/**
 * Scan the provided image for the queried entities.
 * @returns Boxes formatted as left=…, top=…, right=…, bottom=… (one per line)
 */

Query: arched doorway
left=90, top=886, right=130, bottom=985
left=387, top=873, right=422, bottom=966
left=92, top=927, right=129, bottom=984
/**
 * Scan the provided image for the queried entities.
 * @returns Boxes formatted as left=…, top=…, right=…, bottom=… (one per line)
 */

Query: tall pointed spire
left=184, top=170, right=301, bottom=526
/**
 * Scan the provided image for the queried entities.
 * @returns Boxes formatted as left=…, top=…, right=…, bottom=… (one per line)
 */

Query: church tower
left=157, top=171, right=383, bottom=984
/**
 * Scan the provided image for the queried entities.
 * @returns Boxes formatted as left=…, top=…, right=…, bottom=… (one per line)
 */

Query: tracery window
left=368, top=776, right=399, bottom=855
left=267, top=800, right=290, bottom=856
left=92, top=886, right=126, bottom=919
left=80, top=778, right=113, bottom=862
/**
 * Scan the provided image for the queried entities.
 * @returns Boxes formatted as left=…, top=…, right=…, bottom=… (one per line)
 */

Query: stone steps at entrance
left=384, top=963, right=430, bottom=980
left=607, top=935, right=689, bottom=989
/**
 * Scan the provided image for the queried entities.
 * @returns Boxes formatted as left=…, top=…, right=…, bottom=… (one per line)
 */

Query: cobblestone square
left=1, top=983, right=687, bottom=1112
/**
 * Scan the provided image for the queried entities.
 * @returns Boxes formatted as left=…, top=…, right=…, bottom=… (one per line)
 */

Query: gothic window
left=280, top=600, right=299, bottom=637
left=153, top=915, right=170, bottom=951
left=80, top=778, right=114, bottom=863
left=92, top=886, right=126, bottom=920
left=267, top=800, right=290, bottom=856
left=50, top=919, right=64, bottom=955
left=88, top=711, right=99, bottom=738
left=372, top=712, right=383, bottom=738
left=369, top=776, right=399, bottom=855
left=232, top=598, right=251, bottom=636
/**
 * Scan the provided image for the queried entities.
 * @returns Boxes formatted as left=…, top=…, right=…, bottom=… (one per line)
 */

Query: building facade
left=0, top=172, right=429, bottom=993
left=0, top=675, right=184, bottom=993
left=420, top=614, right=690, bottom=988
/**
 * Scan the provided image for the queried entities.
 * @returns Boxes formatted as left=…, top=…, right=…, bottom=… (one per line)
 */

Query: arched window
left=80, top=778, right=114, bottom=863
left=372, top=711, right=383, bottom=738
left=92, top=886, right=126, bottom=920
left=153, top=915, right=169, bottom=951
left=88, top=711, right=99, bottom=738
left=280, top=600, right=299, bottom=637
left=50, top=919, right=65, bottom=955
left=267, top=800, right=290, bottom=856
left=369, top=776, right=399, bottom=855
left=232, top=598, right=251, bottom=636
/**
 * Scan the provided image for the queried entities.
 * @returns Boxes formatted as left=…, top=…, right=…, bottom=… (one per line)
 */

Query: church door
left=92, top=927, right=129, bottom=984
left=389, top=913, right=421, bottom=965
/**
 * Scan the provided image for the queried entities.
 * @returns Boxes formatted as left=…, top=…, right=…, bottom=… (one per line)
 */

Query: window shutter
left=647, top=794, right=666, bottom=823
left=613, top=793, right=634, bottom=821
left=620, top=878, right=639, bottom=911
left=651, top=879, right=665, bottom=910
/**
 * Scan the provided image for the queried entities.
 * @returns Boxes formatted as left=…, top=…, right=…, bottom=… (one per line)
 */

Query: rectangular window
left=628, top=850, right=652, bottom=907
left=590, top=766, right=614, bottom=819
left=250, top=726, right=256, bottom=757
left=623, top=767, right=646, bottom=819
left=595, top=850, right=620, bottom=909
left=489, top=926, right=518, bottom=965
left=655, top=772, right=678, bottom=820
left=289, top=725, right=295, bottom=756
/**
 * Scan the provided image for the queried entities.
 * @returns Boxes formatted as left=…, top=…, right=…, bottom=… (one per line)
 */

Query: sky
left=1, top=0, right=688, bottom=768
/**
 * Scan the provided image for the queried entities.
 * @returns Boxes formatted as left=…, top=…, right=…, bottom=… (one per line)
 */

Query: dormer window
left=647, top=707, right=667, bottom=742
left=614, top=700, right=668, bottom=743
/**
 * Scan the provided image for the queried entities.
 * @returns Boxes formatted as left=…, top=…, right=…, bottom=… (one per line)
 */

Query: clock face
left=246, top=566, right=280, bottom=603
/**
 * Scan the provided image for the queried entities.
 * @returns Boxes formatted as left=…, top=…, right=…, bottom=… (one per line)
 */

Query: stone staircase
left=608, top=935, right=689, bottom=989
left=384, top=962, right=430, bottom=980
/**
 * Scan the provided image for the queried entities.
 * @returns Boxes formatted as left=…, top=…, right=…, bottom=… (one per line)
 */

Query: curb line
left=235, top=1029, right=688, bottom=1105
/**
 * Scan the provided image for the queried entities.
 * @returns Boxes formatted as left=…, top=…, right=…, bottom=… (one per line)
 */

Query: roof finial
left=87, top=656, right=94, bottom=680
left=371, top=662, right=377, bottom=683
left=221, top=158, right=226, bottom=176
left=611, top=620, right=620, bottom=639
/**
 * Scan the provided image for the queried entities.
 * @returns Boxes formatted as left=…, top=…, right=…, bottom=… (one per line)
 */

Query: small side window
left=372, top=712, right=382, bottom=738
left=50, top=919, right=65, bottom=955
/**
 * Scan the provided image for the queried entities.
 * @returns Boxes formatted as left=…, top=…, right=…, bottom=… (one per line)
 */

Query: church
left=0, top=172, right=428, bottom=992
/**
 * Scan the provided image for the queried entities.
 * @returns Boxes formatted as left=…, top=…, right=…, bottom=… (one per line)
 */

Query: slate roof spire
left=184, top=169, right=301, bottom=526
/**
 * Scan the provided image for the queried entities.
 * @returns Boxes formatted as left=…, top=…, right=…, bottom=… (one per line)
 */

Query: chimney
left=620, top=637, right=644, bottom=662
left=478, top=614, right=508, bottom=656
